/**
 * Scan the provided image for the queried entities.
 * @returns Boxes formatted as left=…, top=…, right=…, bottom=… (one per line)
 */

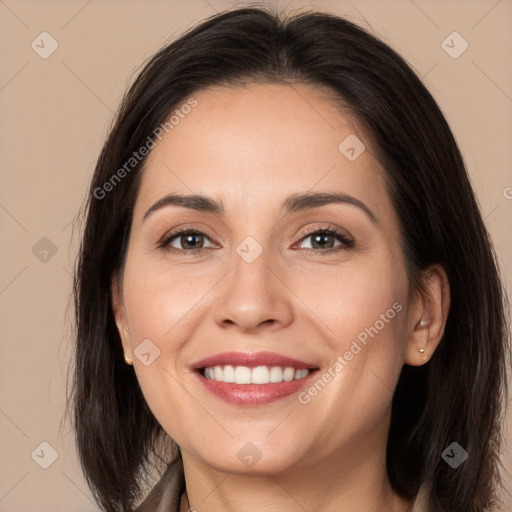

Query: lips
left=191, top=351, right=319, bottom=406
left=191, top=351, right=316, bottom=370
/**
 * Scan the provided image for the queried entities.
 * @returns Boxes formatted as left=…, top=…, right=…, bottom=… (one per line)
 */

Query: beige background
left=1, top=0, right=511, bottom=510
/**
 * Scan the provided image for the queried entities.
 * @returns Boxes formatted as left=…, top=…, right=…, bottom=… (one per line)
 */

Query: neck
left=179, top=439, right=411, bottom=512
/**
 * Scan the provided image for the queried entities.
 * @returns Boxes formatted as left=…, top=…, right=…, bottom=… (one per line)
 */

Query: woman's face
left=113, top=83, right=418, bottom=475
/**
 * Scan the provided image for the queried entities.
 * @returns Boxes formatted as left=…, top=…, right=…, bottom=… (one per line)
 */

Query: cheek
left=122, top=254, right=205, bottom=347
left=302, top=252, right=408, bottom=356
left=120, top=253, right=221, bottom=429
left=121, top=260, right=197, bottom=441
left=339, top=277, right=406, bottom=354
left=305, top=254, right=409, bottom=415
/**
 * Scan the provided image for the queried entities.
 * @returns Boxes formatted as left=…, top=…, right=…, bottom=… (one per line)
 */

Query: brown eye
left=160, top=229, right=216, bottom=252
left=297, top=227, right=354, bottom=252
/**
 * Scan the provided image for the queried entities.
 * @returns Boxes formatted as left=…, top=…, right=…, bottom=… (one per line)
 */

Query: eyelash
left=157, top=225, right=355, bottom=255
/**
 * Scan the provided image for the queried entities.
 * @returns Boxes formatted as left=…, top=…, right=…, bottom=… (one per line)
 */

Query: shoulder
left=134, top=458, right=185, bottom=512
left=410, top=481, right=430, bottom=512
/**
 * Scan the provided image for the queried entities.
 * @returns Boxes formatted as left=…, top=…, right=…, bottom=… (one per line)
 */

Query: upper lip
left=191, top=351, right=317, bottom=370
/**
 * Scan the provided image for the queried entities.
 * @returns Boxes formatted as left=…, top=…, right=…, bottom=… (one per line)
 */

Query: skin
left=112, top=83, right=450, bottom=512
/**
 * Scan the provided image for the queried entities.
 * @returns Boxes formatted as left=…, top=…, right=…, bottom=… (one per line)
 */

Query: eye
left=158, top=225, right=354, bottom=255
left=296, top=226, right=354, bottom=253
left=158, top=229, right=217, bottom=253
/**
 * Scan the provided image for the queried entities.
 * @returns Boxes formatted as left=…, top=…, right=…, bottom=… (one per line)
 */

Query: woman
left=68, top=5, right=510, bottom=512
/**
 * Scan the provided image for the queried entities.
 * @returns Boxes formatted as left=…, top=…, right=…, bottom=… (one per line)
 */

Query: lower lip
left=196, top=371, right=317, bottom=406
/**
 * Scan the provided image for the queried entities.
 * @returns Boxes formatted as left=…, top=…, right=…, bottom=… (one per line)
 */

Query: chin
left=190, top=439, right=304, bottom=475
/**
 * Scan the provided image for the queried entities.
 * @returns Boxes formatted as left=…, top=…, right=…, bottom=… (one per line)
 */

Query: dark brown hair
left=68, top=5, right=510, bottom=511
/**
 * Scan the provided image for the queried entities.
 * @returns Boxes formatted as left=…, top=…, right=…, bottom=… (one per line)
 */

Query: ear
left=404, top=264, right=450, bottom=366
left=111, top=272, right=133, bottom=361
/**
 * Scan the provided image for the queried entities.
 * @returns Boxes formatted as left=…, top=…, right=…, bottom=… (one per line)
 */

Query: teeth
left=223, top=365, right=235, bottom=383
left=270, top=366, right=283, bottom=383
left=234, top=366, right=251, bottom=384
left=283, top=367, right=295, bottom=381
left=203, top=365, right=310, bottom=384
left=251, top=366, right=269, bottom=384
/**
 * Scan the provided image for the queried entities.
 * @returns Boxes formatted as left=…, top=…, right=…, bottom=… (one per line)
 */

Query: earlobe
left=111, top=273, right=133, bottom=361
left=405, top=265, right=451, bottom=366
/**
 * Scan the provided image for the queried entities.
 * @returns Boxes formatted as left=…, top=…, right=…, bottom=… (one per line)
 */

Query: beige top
left=135, top=457, right=430, bottom=511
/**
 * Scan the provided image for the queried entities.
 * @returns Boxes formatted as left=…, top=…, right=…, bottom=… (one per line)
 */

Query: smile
left=192, top=351, right=319, bottom=405
left=203, top=365, right=310, bottom=384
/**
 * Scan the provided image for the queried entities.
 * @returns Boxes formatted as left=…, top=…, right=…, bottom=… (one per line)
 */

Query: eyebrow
left=143, top=191, right=378, bottom=225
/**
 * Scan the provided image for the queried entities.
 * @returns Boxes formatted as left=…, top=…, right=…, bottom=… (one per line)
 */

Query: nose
left=212, top=242, right=294, bottom=334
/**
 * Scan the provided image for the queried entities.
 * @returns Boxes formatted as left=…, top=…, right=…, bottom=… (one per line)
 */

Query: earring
left=124, top=355, right=133, bottom=365
left=419, top=348, right=426, bottom=360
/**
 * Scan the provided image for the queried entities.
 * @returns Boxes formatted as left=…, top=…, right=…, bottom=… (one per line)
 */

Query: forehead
left=135, top=82, right=391, bottom=219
